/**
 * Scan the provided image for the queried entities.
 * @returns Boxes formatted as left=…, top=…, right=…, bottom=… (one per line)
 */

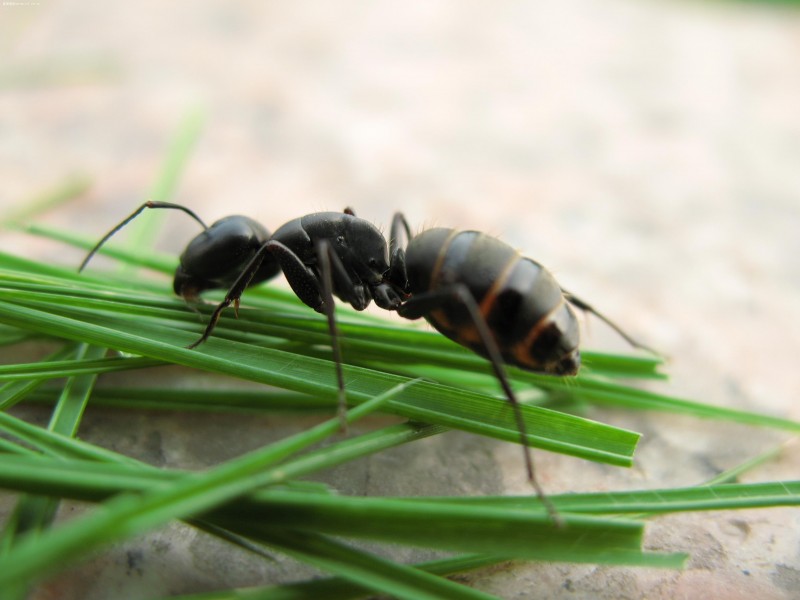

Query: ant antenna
left=79, top=200, right=209, bottom=272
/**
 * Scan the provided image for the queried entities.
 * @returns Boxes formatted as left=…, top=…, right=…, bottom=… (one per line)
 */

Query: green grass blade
left=166, top=554, right=507, bottom=600
left=0, top=422, right=443, bottom=502
left=0, top=282, right=640, bottom=466
left=239, top=530, right=500, bottom=600
left=1, top=343, right=105, bottom=600
left=0, top=410, right=147, bottom=465
left=26, top=386, right=329, bottom=413
left=0, top=450, right=673, bottom=568
left=119, top=108, right=206, bottom=260
left=0, top=381, right=410, bottom=588
left=703, top=441, right=795, bottom=485
left=0, top=345, right=78, bottom=410
left=1, top=174, right=91, bottom=227
left=416, top=481, right=800, bottom=515
left=47, top=343, right=106, bottom=436
left=0, top=355, right=164, bottom=382
left=564, top=377, right=800, bottom=433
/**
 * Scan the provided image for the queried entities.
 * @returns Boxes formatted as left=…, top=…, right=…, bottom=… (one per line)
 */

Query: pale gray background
left=1, top=1, right=799, bottom=598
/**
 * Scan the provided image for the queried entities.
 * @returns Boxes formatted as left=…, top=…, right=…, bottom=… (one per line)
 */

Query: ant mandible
left=81, top=201, right=656, bottom=520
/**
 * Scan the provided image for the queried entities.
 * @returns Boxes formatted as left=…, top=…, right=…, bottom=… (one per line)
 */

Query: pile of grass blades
left=1, top=223, right=799, bottom=599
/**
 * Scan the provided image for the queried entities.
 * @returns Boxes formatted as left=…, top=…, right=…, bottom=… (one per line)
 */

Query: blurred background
left=1, top=1, right=799, bottom=598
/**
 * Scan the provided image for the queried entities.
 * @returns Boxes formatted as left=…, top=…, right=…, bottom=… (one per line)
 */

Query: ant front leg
left=398, top=285, right=561, bottom=524
left=188, top=238, right=324, bottom=349
left=186, top=241, right=274, bottom=349
left=561, top=290, right=662, bottom=357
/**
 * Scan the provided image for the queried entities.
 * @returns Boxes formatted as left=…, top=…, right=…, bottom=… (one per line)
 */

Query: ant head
left=341, top=218, right=391, bottom=281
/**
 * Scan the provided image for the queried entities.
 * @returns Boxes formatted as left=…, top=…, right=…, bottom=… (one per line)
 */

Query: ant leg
left=187, top=240, right=278, bottom=349
left=189, top=238, right=332, bottom=349
left=562, top=290, right=662, bottom=357
left=272, top=238, right=361, bottom=426
left=398, top=285, right=561, bottom=524
left=80, top=200, right=209, bottom=272
left=266, top=238, right=368, bottom=427
left=389, top=212, right=412, bottom=258
left=315, top=239, right=349, bottom=429
left=188, top=237, right=352, bottom=429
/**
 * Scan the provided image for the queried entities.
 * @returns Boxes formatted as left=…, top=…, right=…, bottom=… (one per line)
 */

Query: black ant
left=81, top=202, right=656, bottom=520
left=80, top=201, right=402, bottom=432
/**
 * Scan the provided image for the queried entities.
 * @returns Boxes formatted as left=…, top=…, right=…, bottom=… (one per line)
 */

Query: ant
left=80, top=201, right=402, bottom=431
left=81, top=201, right=656, bottom=520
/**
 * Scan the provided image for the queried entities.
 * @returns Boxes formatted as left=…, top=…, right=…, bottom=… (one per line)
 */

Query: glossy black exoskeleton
left=384, top=215, right=655, bottom=378
left=172, top=215, right=279, bottom=301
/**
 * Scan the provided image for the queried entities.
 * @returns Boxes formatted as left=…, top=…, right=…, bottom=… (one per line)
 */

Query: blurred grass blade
left=1, top=174, right=91, bottom=227
left=704, top=440, right=797, bottom=485
left=239, top=530, right=499, bottom=600
left=0, top=411, right=148, bottom=465
left=0, top=345, right=78, bottom=411
left=167, top=554, right=507, bottom=600
left=118, top=107, right=206, bottom=261
left=0, top=422, right=444, bottom=502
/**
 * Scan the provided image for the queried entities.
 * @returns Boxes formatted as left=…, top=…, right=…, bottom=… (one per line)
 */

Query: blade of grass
left=0, top=355, right=163, bottom=381
left=1, top=174, right=91, bottom=227
left=0, top=452, right=792, bottom=558
left=0, top=290, right=640, bottom=466
left=166, top=554, right=507, bottom=600
left=119, top=108, right=206, bottom=264
left=703, top=440, right=798, bottom=485
left=413, top=481, right=800, bottom=515
left=562, top=376, right=800, bottom=433
left=0, top=448, right=678, bottom=568
left=0, top=420, right=444, bottom=502
left=235, top=530, right=501, bottom=600
left=0, top=345, right=78, bottom=410
left=0, top=410, right=148, bottom=464
left=26, top=386, right=329, bottom=413
left=2, top=344, right=106, bottom=554
left=0, top=381, right=413, bottom=588
left=13, top=226, right=669, bottom=382
left=2, top=396, right=459, bottom=579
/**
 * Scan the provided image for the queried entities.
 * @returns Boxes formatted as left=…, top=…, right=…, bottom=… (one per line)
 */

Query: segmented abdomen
left=404, top=228, right=580, bottom=374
